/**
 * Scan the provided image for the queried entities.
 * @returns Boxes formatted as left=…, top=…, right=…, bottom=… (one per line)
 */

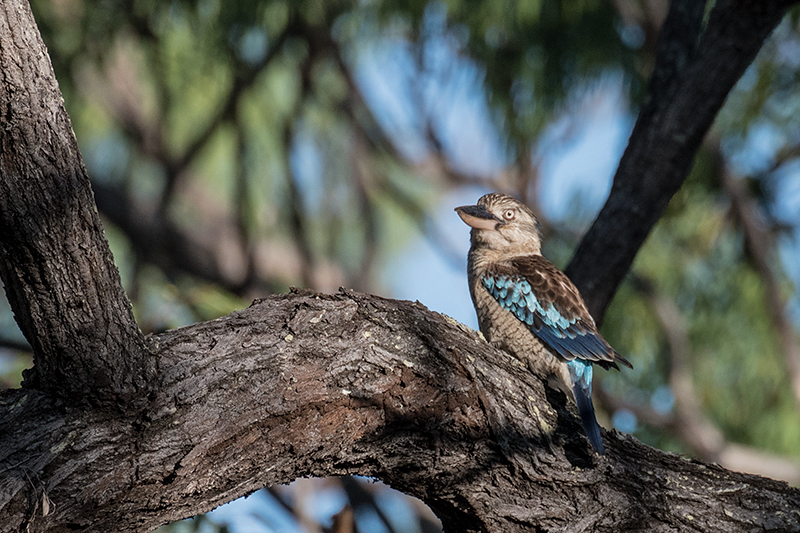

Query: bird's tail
left=572, top=382, right=604, bottom=455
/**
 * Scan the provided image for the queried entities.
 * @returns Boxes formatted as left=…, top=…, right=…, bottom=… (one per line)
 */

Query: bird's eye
left=503, top=209, right=516, bottom=220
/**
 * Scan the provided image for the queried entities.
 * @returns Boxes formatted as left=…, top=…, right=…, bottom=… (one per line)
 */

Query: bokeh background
left=2, top=1, right=800, bottom=531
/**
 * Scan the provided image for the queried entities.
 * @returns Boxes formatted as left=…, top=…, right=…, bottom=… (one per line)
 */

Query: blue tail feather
left=572, top=383, right=604, bottom=454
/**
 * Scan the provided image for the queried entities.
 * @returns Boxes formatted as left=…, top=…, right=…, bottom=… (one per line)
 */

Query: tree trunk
left=2, top=0, right=800, bottom=532
left=565, top=0, right=796, bottom=320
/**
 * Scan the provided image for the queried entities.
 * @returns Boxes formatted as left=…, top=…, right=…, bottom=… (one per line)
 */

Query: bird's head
left=455, top=193, right=542, bottom=254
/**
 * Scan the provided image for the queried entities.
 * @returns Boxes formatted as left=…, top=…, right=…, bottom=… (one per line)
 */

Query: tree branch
left=1, top=290, right=799, bottom=532
left=0, top=0, right=151, bottom=402
left=566, top=0, right=796, bottom=320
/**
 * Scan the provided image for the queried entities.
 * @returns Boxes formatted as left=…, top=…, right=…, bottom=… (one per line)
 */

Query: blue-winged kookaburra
left=455, top=192, right=631, bottom=454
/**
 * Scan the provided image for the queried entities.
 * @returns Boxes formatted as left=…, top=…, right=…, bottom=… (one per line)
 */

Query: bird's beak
left=454, top=204, right=505, bottom=231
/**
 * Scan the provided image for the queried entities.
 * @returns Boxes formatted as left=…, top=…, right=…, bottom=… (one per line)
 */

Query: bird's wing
left=482, top=255, right=632, bottom=369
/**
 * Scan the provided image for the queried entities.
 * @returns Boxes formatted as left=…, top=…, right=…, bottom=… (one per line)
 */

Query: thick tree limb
left=2, top=290, right=800, bottom=532
left=0, top=0, right=151, bottom=402
left=566, top=0, right=797, bottom=320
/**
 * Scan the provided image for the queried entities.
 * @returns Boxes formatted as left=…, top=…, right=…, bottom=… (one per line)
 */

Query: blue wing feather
left=483, top=274, right=610, bottom=364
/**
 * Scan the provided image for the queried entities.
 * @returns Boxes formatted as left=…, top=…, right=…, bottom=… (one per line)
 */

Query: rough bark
left=2, top=0, right=800, bottom=532
left=565, top=0, right=797, bottom=320
left=2, top=289, right=799, bottom=533
left=0, top=0, right=152, bottom=403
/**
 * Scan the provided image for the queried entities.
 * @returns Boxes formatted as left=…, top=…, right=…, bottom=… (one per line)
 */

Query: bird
left=455, top=192, right=631, bottom=454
